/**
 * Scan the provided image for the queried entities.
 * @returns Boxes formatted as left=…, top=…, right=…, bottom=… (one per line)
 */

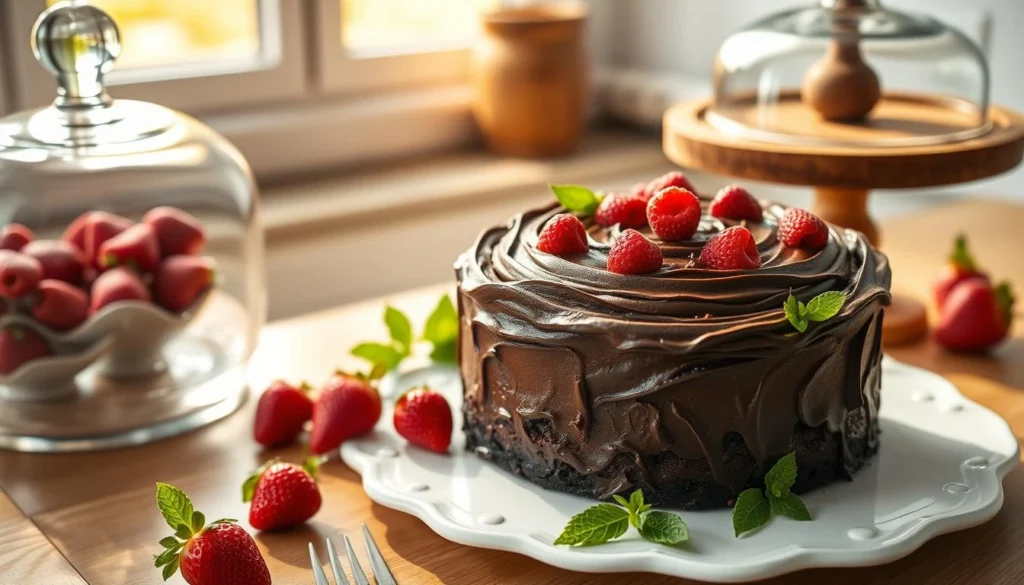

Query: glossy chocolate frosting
left=456, top=197, right=892, bottom=507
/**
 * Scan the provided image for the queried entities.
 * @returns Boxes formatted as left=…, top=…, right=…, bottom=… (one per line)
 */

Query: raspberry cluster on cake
left=455, top=174, right=892, bottom=510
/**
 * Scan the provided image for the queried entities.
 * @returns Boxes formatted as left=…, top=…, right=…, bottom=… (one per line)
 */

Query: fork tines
left=309, top=523, right=398, bottom=585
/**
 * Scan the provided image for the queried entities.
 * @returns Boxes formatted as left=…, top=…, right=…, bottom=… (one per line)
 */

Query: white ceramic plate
left=341, top=358, right=1020, bottom=583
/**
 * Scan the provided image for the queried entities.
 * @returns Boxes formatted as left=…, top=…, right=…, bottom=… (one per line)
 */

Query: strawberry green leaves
left=784, top=290, right=847, bottom=333
left=155, top=483, right=236, bottom=581
left=352, top=294, right=459, bottom=377
left=422, top=294, right=459, bottom=364
left=555, top=490, right=688, bottom=547
left=550, top=184, right=602, bottom=216
left=732, top=452, right=811, bottom=537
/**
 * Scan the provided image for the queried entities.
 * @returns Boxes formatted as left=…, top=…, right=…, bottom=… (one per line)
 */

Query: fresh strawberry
left=154, top=255, right=214, bottom=313
left=243, top=458, right=322, bottom=531
left=77, top=211, right=134, bottom=268
left=537, top=213, right=589, bottom=256
left=607, top=229, right=663, bottom=275
left=143, top=206, right=206, bottom=257
left=98, top=223, right=160, bottom=272
left=933, top=234, right=987, bottom=309
left=643, top=171, right=696, bottom=201
left=253, top=380, right=314, bottom=447
left=154, top=483, right=271, bottom=585
left=0, top=224, right=34, bottom=251
left=89, top=266, right=151, bottom=314
left=309, top=373, right=382, bottom=454
left=646, top=186, right=702, bottom=241
left=0, top=326, right=51, bottom=374
left=709, top=185, right=762, bottom=222
left=595, top=193, right=648, bottom=228
left=30, top=280, right=89, bottom=331
left=698, top=226, right=762, bottom=270
left=779, top=208, right=829, bottom=251
left=393, top=387, right=453, bottom=453
left=0, top=250, right=44, bottom=297
left=935, top=279, right=1015, bottom=352
left=20, top=240, right=86, bottom=284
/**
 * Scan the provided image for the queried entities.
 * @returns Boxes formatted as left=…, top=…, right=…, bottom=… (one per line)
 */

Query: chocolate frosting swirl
left=457, top=197, right=892, bottom=501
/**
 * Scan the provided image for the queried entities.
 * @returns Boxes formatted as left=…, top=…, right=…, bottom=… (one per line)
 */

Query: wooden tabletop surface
left=2, top=199, right=1023, bottom=585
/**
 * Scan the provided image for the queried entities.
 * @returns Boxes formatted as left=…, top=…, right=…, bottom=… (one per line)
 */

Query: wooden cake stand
left=664, top=93, right=1024, bottom=344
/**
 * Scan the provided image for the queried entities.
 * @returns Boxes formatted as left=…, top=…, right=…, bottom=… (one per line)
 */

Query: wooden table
left=2, top=200, right=1022, bottom=585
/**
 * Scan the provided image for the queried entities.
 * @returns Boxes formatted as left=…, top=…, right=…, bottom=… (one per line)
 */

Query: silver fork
left=309, top=523, right=398, bottom=585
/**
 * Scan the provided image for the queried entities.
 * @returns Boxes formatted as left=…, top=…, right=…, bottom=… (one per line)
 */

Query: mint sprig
left=352, top=294, right=460, bottom=378
left=154, top=483, right=237, bottom=581
left=732, top=452, right=811, bottom=537
left=422, top=294, right=458, bottom=364
left=550, top=184, right=602, bottom=216
left=784, top=290, right=847, bottom=333
left=555, top=490, right=688, bottom=547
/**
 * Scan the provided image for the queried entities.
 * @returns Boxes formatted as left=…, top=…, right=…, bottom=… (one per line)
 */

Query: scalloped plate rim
left=342, top=358, right=1020, bottom=582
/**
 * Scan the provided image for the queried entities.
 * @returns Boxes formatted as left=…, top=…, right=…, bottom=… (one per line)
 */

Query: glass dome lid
left=709, top=0, right=991, bottom=148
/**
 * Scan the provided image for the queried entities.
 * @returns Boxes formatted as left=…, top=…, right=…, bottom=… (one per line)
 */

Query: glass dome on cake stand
left=0, top=2, right=264, bottom=451
left=663, top=0, right=1024, bottom=345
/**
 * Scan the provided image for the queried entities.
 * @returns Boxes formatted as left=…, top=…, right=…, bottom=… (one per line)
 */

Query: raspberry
left=779, top=208, right=829, bottom=251
left=643, top=171, right=696, bottom=201
left=537, top=213, right=589, bottom=256
left=646, top=187, right=702, bottom=242
left=698, top=226, right=762, bottom=270
left=709, top=185, right=762, bottom=222
left=595, top=193, right=648, bottom=228
left=607, top=229, right=663, bottom=275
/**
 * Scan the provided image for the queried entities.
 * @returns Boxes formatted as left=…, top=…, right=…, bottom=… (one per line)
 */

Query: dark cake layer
left=456, top=200, right=891, bottom=509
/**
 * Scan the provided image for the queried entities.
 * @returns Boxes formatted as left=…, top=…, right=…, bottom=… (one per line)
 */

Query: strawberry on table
left=643, top=171, right=696, bottom=201
left=699, top=226, right=762, bottom=270
left=309, top=372, right=382, bottom=455
left=21, top=240, right=86, bottom=284
left=595, top=193, right=648, bottom=228
left=98, top=223, right=161, bottom=273
left=253, top=380, right=314, bottom=447
left=646, top=186, right=702, bottom=242
left=0, top=223, right=34, bottom=251
left=154, top=255, right=215, bottom=313
left=0, top=250, right=44, bottom=298
left=934, top=279, right=1015, bottom=352
left=0, top=326, right=51, bottom=374
left=537, top=213, right=589, bottom=256
left=778, top=208, right=829, bottom=251
left=31, top=280, right=89, bottom=331
left=242, top=457, right=322, bottom=531
left=154, top=483, right=271, bottom=585
left=394, top=387, right=453, bottom=454
left=144, top=206, right=207, bottom=257
left=933, top=234, right=987, bottom=309
left=709, top=185, right=762, bottom=222
left=89, top=266, right=151, bottom=314
left=607, top=229, right=663, bottom=275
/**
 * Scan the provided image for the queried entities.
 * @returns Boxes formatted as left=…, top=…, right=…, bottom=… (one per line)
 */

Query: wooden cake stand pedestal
left=664, top=95, right=1024, bottom=345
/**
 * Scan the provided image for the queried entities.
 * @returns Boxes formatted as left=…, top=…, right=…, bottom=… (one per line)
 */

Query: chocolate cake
left=455, top=190, right=891, bottom=510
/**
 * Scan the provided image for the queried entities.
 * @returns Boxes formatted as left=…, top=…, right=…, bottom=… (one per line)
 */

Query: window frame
left=6, top=0, right=309, bottom=115
left=312, top=0, right=474, bottom=95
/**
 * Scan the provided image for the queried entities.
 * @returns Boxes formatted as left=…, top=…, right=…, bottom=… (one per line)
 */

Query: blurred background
left=0, top=0, right=1021, bottom=319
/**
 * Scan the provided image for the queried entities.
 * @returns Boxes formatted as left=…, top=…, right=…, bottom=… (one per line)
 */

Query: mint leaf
left=770, top=493, right=811, bottom=521
left=423, top=295, right=459, bottom=364
left=733, top=488, right=771, bottom=537
left=161, top=556, right=179, bottom=581
left=554, top=503, right=630, bottom=546
left=612, top=494, right=630, bottom=508
left=158, top=536, right=179, bottom=549
left=638, top=510, right=689, bottom=546
left=155, top=483, right=194, bottom=534
left=351, top=342, right=404, bottom=372
left=190, top=511, right=205, bottom=533
left=384, top=306, right=413, bottom=354
left=429, top=340, right=457, bottom=364
left=629, top=490, right=645, bottom=512
left=784, top=293, right=808, bottom=333
left=764, top=451, right=798, bottom=498
left=804, top=291, right=846, bottom=322
left=550, top=184, right=601, bottom=216
left=154, top=547, right=178, bottom=567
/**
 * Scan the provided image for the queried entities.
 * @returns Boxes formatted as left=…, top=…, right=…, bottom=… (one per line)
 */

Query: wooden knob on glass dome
left=801, top=39, right=881, bottom=122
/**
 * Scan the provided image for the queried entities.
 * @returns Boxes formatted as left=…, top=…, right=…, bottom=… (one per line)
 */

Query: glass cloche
left=0, top=2, right=264, bottom=451
left=709, top=0, right=991, bottom=147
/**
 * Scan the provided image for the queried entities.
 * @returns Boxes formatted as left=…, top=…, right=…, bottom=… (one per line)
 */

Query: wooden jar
left=473, top=3, right=589, bottom=157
